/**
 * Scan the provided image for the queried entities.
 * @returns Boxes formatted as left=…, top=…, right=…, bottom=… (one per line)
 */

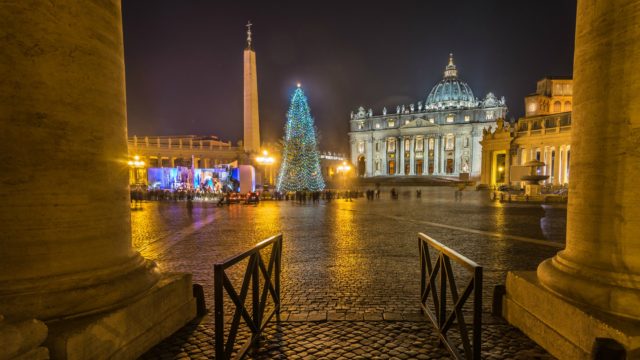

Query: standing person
left=186, top=194, right=193, bottom=215
left=455, top=183, right=465, bottom=201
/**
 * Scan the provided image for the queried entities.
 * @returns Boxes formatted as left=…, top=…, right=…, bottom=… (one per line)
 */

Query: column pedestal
left=45, top=274, right=196, bottom=359
left=504, top=272, right=640, bottom=359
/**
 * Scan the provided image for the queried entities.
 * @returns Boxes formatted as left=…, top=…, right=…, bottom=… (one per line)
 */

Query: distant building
left=319, top=152, right=348, bottom=180
left=348, top=54, right=507, bottom=179
left=127, top=135, right=245, bottom=186
left=480, top=77, right=573, bottom=187
left=127, top=24, right=262, bottom=187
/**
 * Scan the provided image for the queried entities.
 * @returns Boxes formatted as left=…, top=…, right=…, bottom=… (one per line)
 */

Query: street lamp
left=128, top=155, right=145, bottom=185
left=336, top=161, right=351, bottom=189
left=256, top=150, right=275, bottom=186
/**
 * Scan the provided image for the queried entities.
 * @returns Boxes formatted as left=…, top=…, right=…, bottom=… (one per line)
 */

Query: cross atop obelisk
left=246, top=21, right=252, bottom=49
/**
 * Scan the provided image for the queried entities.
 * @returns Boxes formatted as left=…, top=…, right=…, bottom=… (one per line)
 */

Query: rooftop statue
left=354, top=106, right=367, bottom=120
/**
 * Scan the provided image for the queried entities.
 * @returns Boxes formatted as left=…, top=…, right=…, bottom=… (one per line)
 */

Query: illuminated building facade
left=480, top=77, right=573, bottom=186
left=127, top=135, right=245, bottom=187
left=348, top=54, right=507, bottom=179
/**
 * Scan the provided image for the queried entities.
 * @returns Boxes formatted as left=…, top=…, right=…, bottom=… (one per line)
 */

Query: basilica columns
left=0, top=1, right=195, bottom=357
left=409, top=137, right=415, bottom=175
left=433, top=137, right=440, bottom=175
left=504, top=0, right=640, bottom=357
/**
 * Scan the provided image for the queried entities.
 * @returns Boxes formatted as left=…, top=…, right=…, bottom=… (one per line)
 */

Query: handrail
left=419, top=232, right=483, bottom=360
left=214, top=234, right=282, bottom=360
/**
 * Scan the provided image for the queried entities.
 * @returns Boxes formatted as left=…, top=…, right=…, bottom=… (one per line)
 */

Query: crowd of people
left=131, top=184, right=468, bottom=207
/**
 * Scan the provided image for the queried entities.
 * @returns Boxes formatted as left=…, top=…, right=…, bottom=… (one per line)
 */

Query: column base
left=503, top=271, right=640, bottom=359
left=0, top=315, right=49, bottom=360
left=44, top=273, right=196, bottom=360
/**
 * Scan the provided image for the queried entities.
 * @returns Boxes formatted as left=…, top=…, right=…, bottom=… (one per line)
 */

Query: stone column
left=504, top=151, right=511, bottom=185
left=396, top=137, right=402, bottom=175
left=553, top=146, right=561, bottom=185
left=0, top=1, right=195, bottom=358
left=422, top=138, right=429, bottom=175
left=398, top=136, right=406, bottom=175
left=366, top=139, right=373, bottom=177
left=537, top=0, right=640, bottom=320
left=381, top=140, right=387, bottom=175
left=561, top=146, right=568, bottom=184
left=433, top=137, right=440, bottom=175
left=409, top=137, right=415, bottom=175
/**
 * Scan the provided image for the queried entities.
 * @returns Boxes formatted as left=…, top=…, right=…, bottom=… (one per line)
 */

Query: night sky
left=122, top=1, right=576, bottom=153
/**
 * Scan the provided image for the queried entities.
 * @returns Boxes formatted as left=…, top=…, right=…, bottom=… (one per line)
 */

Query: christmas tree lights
left=276, top=86, right=325, bottom=192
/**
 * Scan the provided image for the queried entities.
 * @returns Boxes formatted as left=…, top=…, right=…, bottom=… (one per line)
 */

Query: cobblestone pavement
left=135, top=188, right=564, bottom=358
left=143, top=316, right=553, bottom=360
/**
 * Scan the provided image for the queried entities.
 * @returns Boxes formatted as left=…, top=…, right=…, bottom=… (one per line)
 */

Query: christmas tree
left=276, top=85, right=325, bottom=192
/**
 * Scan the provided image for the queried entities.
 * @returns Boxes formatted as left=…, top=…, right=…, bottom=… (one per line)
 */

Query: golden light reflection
left=251, top=201, right=281, bottom=244
left=330, top=201, right=369, bottom=282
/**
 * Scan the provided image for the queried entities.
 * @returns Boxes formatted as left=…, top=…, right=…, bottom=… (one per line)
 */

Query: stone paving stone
left=383, top=312, right=403, bottom=321
left=142, top=318, right=555, bottom=359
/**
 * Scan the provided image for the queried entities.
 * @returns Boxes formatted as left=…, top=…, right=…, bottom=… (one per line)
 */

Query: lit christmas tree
left=276, top=85, right=325, bottom=192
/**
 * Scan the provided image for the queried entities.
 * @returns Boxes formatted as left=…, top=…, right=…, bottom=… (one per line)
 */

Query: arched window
left=553, top=101, right=561, bottom=113
left=564, top=101, right=572, bottom=111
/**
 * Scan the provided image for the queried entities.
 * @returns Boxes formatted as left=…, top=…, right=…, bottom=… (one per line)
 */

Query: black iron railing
left=419, top=233, right=483, bottom=360
left=214, top=234, right=282, bottom=360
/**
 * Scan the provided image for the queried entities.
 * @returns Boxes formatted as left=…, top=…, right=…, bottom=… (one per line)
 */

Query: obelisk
left=243, top=21, right=261, bottom=153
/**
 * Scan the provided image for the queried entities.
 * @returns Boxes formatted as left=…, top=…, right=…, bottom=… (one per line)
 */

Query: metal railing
left=419, top=233, right=483, bottom=360
left=214, top=234, right=282, bottom=360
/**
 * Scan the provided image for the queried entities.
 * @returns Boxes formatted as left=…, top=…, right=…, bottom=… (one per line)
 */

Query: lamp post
left=255, top=150, right=275, bottom=187
left=336, top=161, right=351, bottom=190
left=128, top=155, right=146, bottom=186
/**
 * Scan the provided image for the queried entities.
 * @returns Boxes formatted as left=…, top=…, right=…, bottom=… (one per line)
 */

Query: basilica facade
left=348, top=54, right=507, bottom=179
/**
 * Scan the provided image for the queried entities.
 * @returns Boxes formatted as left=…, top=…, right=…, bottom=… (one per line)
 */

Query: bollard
left=192, top=284, right=207, bottom=317
left=492, top=284, right=506, bottom=317
left=592, top=338, right=625, bottom=360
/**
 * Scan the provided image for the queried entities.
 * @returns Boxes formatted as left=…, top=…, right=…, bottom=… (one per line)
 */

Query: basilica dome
left=424, top=54, right=477, bottom=110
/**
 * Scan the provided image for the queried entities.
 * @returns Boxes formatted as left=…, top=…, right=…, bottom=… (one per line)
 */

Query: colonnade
left=517, top=144, right=571, bottom=185
left=365, top=134, right=468, bottom=177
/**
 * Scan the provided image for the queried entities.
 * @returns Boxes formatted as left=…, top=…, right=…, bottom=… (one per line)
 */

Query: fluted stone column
left=0, top=1, right=195, bottom=357
left=395, top=137, right=401, bottom=175
left=398, top=137, right=404, bottom=175
left=409, top=137, right=415, bottom=175
left=433, top=137, right=440, bottom=175
left=538, top=0, right=640, bottom=319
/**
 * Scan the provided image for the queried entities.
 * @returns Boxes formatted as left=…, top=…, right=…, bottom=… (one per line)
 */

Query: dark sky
left=122, top=1, right=576, bottom=153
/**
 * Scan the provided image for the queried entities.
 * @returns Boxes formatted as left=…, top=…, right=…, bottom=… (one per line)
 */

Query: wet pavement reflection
left=132, top=187, right=565, bottom=318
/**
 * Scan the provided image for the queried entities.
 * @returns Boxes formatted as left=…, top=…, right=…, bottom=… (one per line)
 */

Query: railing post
left=275, top=236, right=282, bottom=314
left=420, top=239, right=426, bottom=310
left=473, top=266, right=483, bottom=360
left=252, top=253, right=261, bottom=350
left=439, top=254, right=446, bottom=337
left=214, top=264, right=225, bottom=360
